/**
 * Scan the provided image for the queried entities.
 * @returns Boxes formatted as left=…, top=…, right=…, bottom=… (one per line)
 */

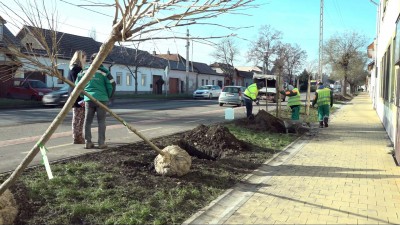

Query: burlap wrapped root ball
left=154, top=145, right=192, bottom=176
left=0, top=189, right=18, bottom=225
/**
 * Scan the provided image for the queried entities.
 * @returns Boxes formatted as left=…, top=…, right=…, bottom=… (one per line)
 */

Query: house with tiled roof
left=16, top=25, right=104, bottom=88
left=210, top=62, right=246, bottom=87
left=15, top=26, right=195, bottom=95
left=0, top=17, right=22, bottom=98
left=236, top=70, right=254, bottom=87
left=154, top=51, right=224, bottom=92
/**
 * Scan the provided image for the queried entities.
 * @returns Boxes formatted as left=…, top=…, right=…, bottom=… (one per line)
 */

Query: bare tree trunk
left=125, top=65, right=138, bottom=94
left=306, top=74, right=311, bottom=116
left=276, top=73, right=282, bottom=118
left=343, top=74, right=348, bottom=96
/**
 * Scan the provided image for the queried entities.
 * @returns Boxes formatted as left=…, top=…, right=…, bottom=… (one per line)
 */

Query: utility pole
left=318, top=0, right=324, bottom=82
left=185, top=28, right=190, bottom=94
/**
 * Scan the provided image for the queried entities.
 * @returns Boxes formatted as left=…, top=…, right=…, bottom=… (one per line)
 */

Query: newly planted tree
left=0, top=0, right=258, bottom=196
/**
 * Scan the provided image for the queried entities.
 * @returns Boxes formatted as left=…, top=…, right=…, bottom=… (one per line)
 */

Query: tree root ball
left=154, top=145, right=192, bottom=176
left=0, top=189, right=18, bottom=225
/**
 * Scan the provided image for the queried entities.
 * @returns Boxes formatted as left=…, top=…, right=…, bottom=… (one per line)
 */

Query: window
left=26, top=43, right=33, bottom=50
left=0, top=25, right=3, bottom=41
left=390, top=41, right=395, bottom=103
left=141, top=74, right=146, bottom=86
left=206, top=80, right=209, bottom=85
left=57, top=69, right=64, bottom=84
left=381, top=45, right=391, bottom=101
left=201, top=79, right=204, bottom=86
left=395, top=15, right=400, bottom=65
left=116, top=72, right=122, bottom=85
left=126, top=73, right=132, bottom=86
left=212, top=80, right=215, bottom=85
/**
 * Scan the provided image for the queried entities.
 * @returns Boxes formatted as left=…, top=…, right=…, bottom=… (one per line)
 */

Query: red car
left=6, top=78, right=53, bottom=101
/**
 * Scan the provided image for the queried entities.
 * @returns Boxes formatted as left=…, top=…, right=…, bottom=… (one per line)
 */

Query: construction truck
left=253, top=74, right=285, bottom=103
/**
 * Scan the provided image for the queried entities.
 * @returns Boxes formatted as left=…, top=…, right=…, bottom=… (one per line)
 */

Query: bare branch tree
left=210, top=37, right=239, bottom=85
left=323, top=31, right=367, bottom=96
left=0, top=0, right=258, bottom=196
left=281, top=43, right=307, bottom=85
left=246, top=24, right=282, bottom=73
left=331, top=50, right=369, bottom=94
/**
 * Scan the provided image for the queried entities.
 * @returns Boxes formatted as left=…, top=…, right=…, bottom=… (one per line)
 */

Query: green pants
left=317, top=104, right=330, bottom=121
left=290, top=105, right=300, bottom=120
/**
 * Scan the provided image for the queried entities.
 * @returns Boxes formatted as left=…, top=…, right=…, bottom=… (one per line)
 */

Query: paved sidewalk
left=184, top=93, right=400, bottom=225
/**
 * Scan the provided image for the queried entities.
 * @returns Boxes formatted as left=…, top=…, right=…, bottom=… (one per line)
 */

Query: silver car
left=42, top=85, right=69, bottom=106
left=193, top=85, right=221, bottom=99
left=218, top=86, right=246, bottom=107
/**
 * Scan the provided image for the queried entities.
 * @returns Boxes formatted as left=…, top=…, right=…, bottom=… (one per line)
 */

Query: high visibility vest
left=287, top=88, right=301, bottom=107
left=244, top=83, right=258, bottom=100
left=316, top=88, right=331, bottom=106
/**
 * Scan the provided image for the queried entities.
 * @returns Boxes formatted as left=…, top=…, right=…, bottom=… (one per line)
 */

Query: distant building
left=0, top=16, right=22, bottom=98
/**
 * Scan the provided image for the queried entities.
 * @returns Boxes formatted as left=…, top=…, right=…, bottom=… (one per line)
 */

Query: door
left=169, top=78, right=179, bottom=94
left=152, top=75, right=163, bottom=95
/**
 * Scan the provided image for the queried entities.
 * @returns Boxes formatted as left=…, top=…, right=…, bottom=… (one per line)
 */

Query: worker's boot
left=324, top=117, right=329, bottom=127
left=319, top=121, right=324, bottom=128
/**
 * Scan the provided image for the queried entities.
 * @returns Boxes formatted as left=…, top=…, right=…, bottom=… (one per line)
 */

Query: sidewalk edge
left=182, top=134, right=311, bottom=225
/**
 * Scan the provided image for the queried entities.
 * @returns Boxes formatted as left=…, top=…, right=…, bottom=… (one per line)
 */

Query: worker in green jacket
left=243, top=82, right=262, bottom=120
left=280, top=84, right=301, bottom=121
left=76, top=53, right=116, bottom=149
left=312, top=82, right=333, bottom=128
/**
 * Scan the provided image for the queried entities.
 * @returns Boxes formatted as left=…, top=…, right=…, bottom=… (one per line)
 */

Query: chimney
left=152, top=50, right=156, bottom=55
left=167, top=50, right=170, bottom=55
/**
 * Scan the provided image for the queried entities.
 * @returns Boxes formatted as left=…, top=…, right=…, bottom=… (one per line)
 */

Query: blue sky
left=2, top=0, right=377, bottom=69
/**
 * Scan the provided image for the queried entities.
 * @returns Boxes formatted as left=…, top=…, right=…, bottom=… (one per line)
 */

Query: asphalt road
left=0, top=92, right=317, bottom=174
left=0, top=98, right=287, bottom=174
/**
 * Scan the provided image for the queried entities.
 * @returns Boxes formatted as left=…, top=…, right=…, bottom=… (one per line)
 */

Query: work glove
left=256, top=100, right=260, bottom=105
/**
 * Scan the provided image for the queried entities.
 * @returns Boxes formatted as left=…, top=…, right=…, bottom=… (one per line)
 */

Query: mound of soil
left=177, top=124, right=247, bottom=160
left=333, top=93, right=352, bottom=102
left=235, top=110, right=287, bottom=133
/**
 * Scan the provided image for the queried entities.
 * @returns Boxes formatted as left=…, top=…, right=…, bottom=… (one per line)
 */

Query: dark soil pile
left=176, top=124, right=247, bottom=160
left=234, top=110, right=287, bottom=133
left=333, top=93, right=352, bottom=102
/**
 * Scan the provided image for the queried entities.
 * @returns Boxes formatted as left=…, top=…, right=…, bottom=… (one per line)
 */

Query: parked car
left=218, top=86, right=246, bottom=107
left=6, top=78, right=53, bottom=101
left=42, top=85, right=70, bottom=106
left=193, top=85, right=221, bottom=99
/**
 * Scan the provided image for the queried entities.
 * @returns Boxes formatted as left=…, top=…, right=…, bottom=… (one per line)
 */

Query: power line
left=58, top=0, right=114, bottom=18
left=332, top=0, right=347, bottom=30
left=0, top=3, right=110, bottom=37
